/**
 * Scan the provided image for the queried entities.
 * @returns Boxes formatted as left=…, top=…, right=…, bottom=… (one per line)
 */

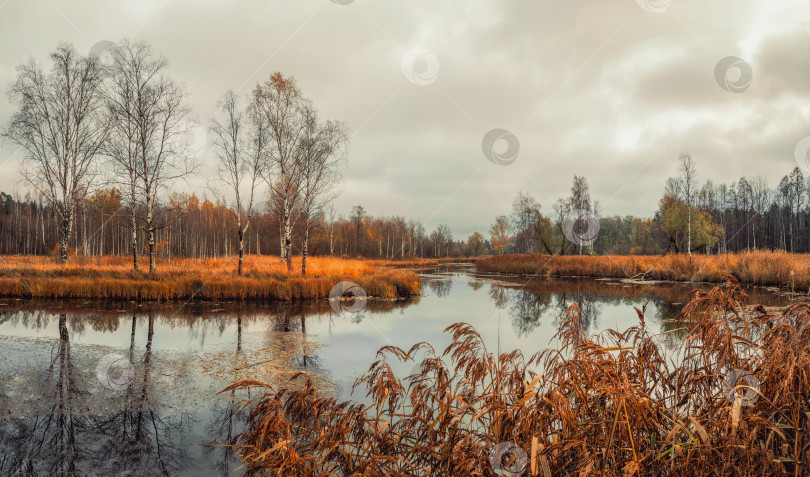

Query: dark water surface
left=0, top=264, right=791, bottom=475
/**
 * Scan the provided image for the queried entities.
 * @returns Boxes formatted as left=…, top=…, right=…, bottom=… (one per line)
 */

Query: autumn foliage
left=0, top=255, right=420, bottom=301
left=225, top=278, right=810, bottom=475
left=476, top=251, right=810, bottom=291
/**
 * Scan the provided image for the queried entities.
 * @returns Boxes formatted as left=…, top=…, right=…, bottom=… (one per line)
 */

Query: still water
left=0, top=264, right=790, bottom=475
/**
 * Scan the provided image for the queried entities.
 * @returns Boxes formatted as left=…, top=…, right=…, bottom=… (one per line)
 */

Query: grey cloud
left=1, top=0, right=810, bottom=239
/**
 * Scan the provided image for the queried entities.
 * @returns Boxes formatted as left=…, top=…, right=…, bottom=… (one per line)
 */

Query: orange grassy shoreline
left=0, top=255, right=421, bottom=302
left=476, top=251, right=810, bottom=291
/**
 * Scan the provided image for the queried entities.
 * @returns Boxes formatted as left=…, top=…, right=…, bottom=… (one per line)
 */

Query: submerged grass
left=476, top=251, right=810, bottom=291
left=225, top=277, right=810, bottom=476
left=0, top=255, right=420, bottom=301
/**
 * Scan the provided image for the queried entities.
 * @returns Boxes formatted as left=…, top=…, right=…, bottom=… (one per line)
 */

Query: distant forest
left=490, top=156, right=810, bottom=257
left=2, top=157, right=809, bottom=259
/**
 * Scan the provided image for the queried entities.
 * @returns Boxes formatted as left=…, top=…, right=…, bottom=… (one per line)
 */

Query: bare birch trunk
left=238, top=229, right=244, bottom=276
left=131, top=191, right=138, bottom=271
left=302, top=218, right=309, bottom=275
left=146, top=193, right=155, bottom=273
left=283, top=196, right=292, bottom=272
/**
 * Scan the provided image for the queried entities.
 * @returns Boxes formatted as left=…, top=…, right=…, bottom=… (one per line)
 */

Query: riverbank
left=476, top=251, right=810, bottom=291
left=0, top=255, right=420, bottom=301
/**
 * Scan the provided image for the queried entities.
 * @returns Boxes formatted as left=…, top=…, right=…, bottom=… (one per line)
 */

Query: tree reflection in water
left=0, top=275, right=787, bottom=474
left=479, top=276, right=787, bottom=345
left=0, top=315, right=84, bottom=474
left=487, top=284, right=598, bottom=337
left=427, top=278, right=453, bottom=297
left=0, top=296, right=419, bottom=474
left=0, top=314, right=196, bottom=475
left=93, top=314, right=194, bottom=475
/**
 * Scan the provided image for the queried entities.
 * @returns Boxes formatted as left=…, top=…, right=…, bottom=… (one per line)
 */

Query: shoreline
left=0, top=255, right=421, bottom=302
left=475, top=251, right=810, bottom=293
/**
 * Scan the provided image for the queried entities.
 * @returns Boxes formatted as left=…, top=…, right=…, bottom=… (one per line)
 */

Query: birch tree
left=678, top=153, right=697, bottom=259
left=106, top=39, right=195, bottom=272
left=104, top=40, right=146, bottom=270
left=789, top=167, right=804, bottom=253
left=255, top=73, right=309, bottom=272
left=569, top=175, right=592, bottom=255
left=4, top=43, right=108, bottom=263
left=327, top=205, right=337, bottom=255
left=751, top=176, right=768, bottom=250
left=298, top=105, right=348, bottom=275
left=210, top=90, right=265, bottom=275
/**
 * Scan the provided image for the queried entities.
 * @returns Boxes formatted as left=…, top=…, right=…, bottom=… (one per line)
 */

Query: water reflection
left=427, top=277, right=453, bottom=297
left=0, top=313, right=195, bottom=475
left=0, top=298, right=420, bottom=475
left=201, top=388, right=247, bottom=477
left=485, top=274, right=789, bottom=340
left=0, top=269, right=790, bottom=474
left=492, top=281, right=635, bottom=337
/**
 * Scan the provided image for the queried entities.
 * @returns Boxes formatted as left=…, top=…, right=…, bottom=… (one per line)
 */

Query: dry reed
left=224, top=277, right=810, bottom=476
left=476, top=251, right=810, bottom=291
left=0, top=255, right=420, bottom=301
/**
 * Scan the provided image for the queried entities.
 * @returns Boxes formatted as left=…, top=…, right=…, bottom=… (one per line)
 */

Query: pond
left=0, top=264, right=791, bottom=475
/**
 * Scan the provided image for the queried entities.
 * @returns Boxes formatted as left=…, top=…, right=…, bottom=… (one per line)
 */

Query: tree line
left=0, top=190, right=469, bottom=261
left=4, top=146, right=808, bottom=261
left=485, top=154, right=810, bottom=256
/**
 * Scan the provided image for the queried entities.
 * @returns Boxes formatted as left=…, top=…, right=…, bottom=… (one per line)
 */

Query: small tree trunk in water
left=130, top=316, right=137, bottom=347
left=147, top=314, right=155, bottom=348
left=129, top=316, right=136, bottom=362
left=237, top=317, right=242, bottom=352
left=59, top=314, right=69, bottom=341
left=301, top=315, right=307, bottom=367
left=238, top=229, right=244, bottom=276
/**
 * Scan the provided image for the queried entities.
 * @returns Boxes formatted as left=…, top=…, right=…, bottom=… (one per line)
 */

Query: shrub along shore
left=0, top=255, right=420, bottom=301
left=476, top=251, right=810, bottom=291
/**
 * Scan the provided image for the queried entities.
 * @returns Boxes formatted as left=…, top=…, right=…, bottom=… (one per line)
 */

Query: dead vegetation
left=476, top=251, right=810, bottom=291
left=0, top=255, right=420, bottom=301
left=224, top=277, right=810, bottom=476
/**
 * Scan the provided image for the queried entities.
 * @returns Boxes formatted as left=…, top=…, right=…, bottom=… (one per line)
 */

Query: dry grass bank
left=226, top=278, right=810, bottom=475
left=0, top=255, right=420, bottom=301
left=376, top=257, right=477, bottom=269
left=476, top=251, right=810, bottom=290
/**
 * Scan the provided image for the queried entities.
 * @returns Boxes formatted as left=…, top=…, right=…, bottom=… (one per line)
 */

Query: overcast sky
left=1, top=0, right=810, bottom=238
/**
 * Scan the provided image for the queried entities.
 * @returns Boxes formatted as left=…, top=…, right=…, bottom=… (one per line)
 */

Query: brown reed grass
left=476, top=251, right=810, bottom=291
left=0, top=255, right=420, bottom=301
left=224, top=277, right=810, bottom=476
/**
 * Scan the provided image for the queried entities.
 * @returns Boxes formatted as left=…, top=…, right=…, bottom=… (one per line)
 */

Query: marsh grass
left=476, top=251, right=810, bottom=291
left=0, top=255, right=420, bottom=301
left=224, top=277, right=810, bottom=476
